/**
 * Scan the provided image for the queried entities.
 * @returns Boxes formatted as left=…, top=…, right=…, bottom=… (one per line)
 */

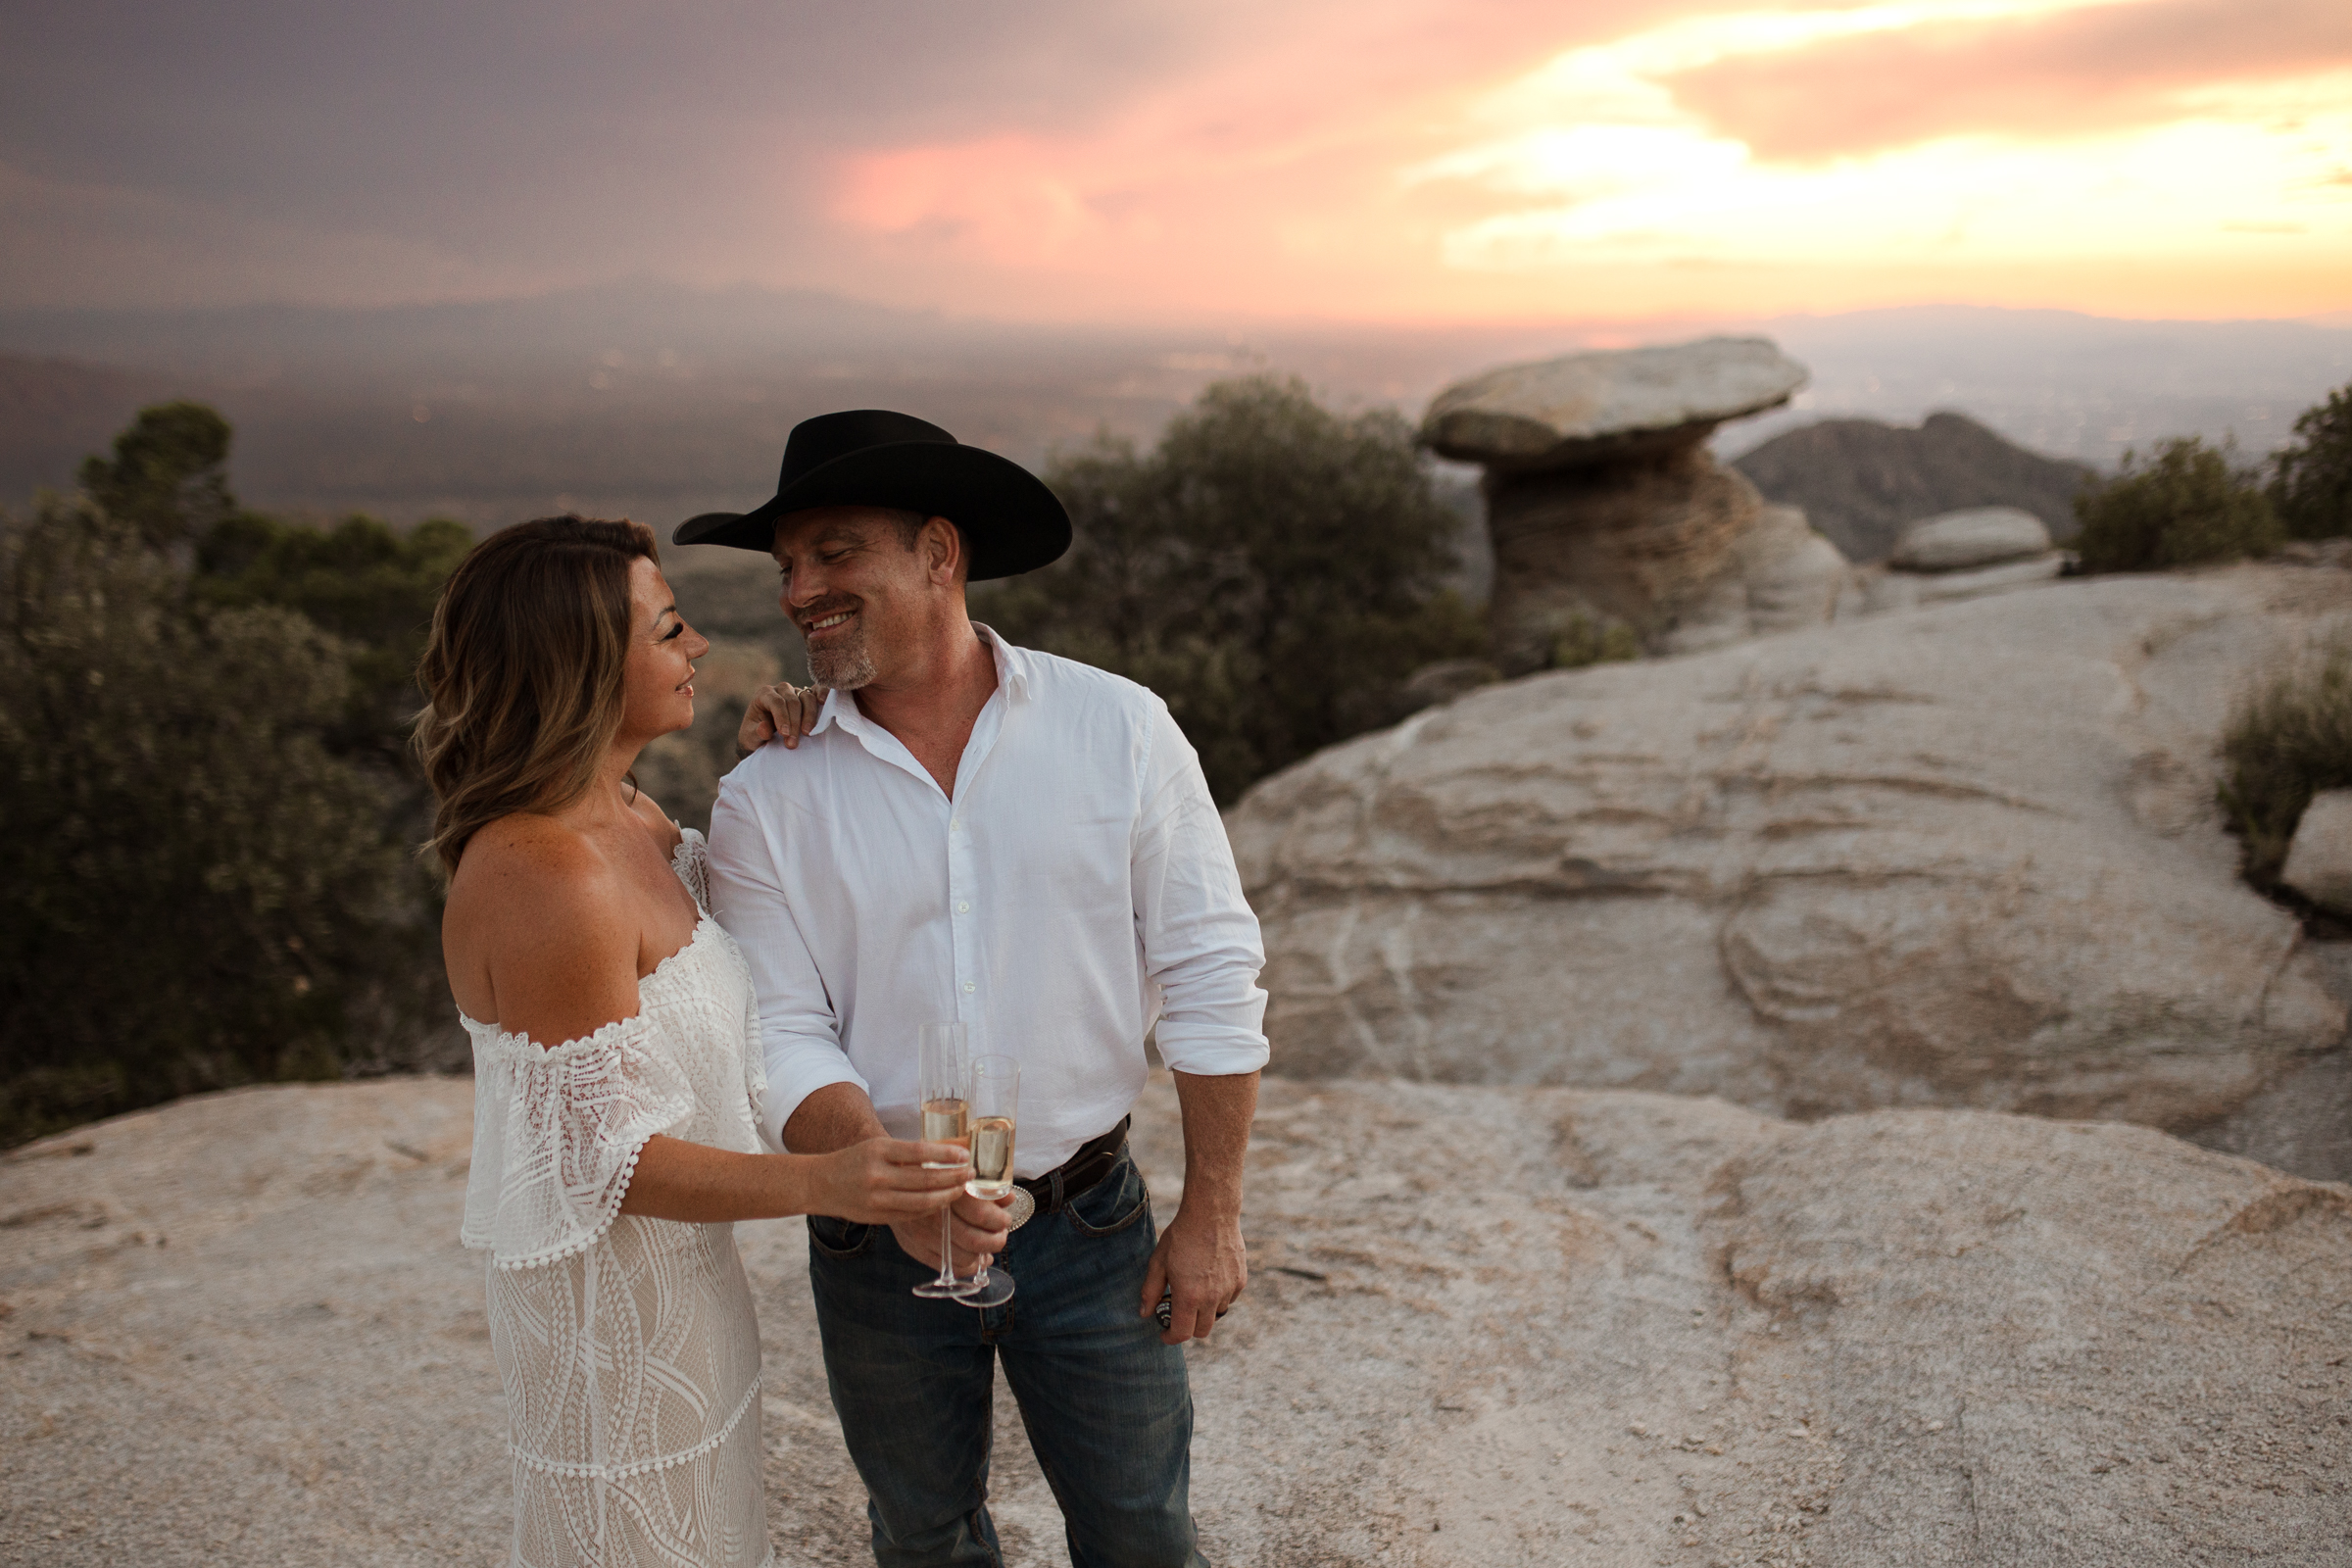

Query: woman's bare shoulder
left=626, top=786, right=683, bottom=850
left=444, top=815, right=637, bottom=970
left=450, top=812, right=615, bottom=910
left=443, top=814, right=639, bottom=1036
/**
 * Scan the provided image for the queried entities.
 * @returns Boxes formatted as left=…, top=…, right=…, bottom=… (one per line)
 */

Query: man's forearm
left=783, top=1081, right=891, bottom=1154
left=1170, top=1068, right=1258, bottom=1215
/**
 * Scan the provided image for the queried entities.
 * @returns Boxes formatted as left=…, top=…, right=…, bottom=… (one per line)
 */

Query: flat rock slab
left=5, top=1078, right=2349, bottom=1566
left=1888, top=507, right=2053, bottom=572
left=1424, top=338, right=1807, bottom=471
left=1229, top=564, right=2352, bottom=1153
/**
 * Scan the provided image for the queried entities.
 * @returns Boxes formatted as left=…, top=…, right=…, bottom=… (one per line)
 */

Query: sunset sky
left=1, top=0, right=2345, bottom=324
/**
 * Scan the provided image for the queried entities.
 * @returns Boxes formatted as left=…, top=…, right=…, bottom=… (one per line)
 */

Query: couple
left=422, top=411, right=1270, bottom=1568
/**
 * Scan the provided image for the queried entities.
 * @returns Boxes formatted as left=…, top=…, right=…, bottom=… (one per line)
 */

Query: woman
left=416, top=514, right=966, bottom=1568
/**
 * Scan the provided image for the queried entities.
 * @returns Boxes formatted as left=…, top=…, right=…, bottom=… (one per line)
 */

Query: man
left=679, top=410, right=1268, bottom=1567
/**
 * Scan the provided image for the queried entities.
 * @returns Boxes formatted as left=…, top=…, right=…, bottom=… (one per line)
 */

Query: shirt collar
left=808, top=622, right=1031, bottom=738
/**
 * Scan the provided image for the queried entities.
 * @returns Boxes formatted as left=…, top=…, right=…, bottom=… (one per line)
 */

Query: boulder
left=1888, top=506, right=2053, bottom=572
left=2281, top=789, right=2352, bottom=917
left=6, top=1077, right=2347, bottom=1565
left=1228, top=564, right=2352, bottom=1162
left=1860, top=552, right=2068, bottom=613
left=1422, top=338, right=1844, bottom=672
left=1423, top=336, right=1807, bottom=472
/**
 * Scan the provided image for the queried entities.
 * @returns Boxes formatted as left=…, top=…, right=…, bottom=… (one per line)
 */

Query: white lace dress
left=460, top=831, right=774, bottom=1568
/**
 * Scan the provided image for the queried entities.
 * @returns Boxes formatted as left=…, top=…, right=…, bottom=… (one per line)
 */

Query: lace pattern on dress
left=508, top=1378, right=760, bottom=1481
left=461, top=999, right=705, bottom=1270
left=670, top=827, right=713, bottom=915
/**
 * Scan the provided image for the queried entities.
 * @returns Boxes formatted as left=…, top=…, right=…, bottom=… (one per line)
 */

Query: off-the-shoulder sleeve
left=460, top=1013, right=701, bottom=1269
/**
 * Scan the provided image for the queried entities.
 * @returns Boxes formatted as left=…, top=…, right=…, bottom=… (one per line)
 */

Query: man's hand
left=1140, top=1201, right=1247, bottom=1345
left=889, top=1190, right=1013, bottom=1274
left=737, top=681, right=824, bottom=756
left=1138, top=1068, right=1258, bottom=1345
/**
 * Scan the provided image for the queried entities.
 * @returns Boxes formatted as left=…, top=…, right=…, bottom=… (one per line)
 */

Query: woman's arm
left=456, top=825, right=969, bottom=1228
left=618, top=1133, right=968, bottom=1225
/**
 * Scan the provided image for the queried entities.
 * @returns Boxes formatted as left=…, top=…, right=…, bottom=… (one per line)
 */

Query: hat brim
left=673, top=440, right=1070, bottom=581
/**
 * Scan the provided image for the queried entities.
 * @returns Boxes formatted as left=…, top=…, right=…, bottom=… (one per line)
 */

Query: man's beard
left=806, top=623, right=877, bottom=691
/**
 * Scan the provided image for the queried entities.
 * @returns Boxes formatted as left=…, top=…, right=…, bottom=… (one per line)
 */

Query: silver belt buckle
left=1003, top=1186, right=1036, bottom=1231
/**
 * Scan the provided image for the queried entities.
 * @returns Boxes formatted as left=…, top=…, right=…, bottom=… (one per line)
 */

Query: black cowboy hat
left=672, top=410, right=1070, bottom=580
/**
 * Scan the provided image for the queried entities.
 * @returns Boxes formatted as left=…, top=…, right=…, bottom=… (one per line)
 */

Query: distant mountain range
left=0, top=280, right=2344, bottom=526
left=1733, top=412, right=2098, bottom=564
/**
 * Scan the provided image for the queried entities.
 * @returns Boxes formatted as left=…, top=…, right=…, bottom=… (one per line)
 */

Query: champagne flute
left=909, top=1022, right=975, bottom=1300
left=953, top=1054, right=1018, bottom=1308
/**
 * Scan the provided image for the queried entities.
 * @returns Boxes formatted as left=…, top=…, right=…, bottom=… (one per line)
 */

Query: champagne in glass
left=910, top=1023, right=977, bottom=1301
left=966, top=1116, right=1015, bottom=1200
left=922, top=1097, right=969, bottom=1149
left=954, top=1054, right=1019, bottom=1308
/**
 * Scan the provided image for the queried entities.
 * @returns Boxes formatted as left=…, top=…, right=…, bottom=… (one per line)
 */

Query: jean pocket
left=807, top=1213, right=873, bottom=1258
left=1063, top=1155, right=1151, bottom=1239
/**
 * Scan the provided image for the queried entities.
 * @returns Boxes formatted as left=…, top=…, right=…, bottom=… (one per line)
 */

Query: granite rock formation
left=1422, top=338, right=1843, bottom=672
left=1227, top=564, right=2352, bottom=1173
left=4, top=1077, right=2346, bottom=1566
left=1732, top=412, right=2098, bottom=565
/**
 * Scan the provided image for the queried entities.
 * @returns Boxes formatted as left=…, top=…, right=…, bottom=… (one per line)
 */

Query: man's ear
left=921, top=516, right=965, bottom=586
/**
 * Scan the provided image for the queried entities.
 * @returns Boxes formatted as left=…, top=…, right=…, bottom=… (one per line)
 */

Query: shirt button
left=950, top=818, right=961, bottom=831
left=962, top=982, right=976, bottom=994
left=956, top=901, right=970, bottom=913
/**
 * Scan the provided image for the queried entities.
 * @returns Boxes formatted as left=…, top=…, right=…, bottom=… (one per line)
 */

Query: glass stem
left=937, top=1207, right=956, bottom=1288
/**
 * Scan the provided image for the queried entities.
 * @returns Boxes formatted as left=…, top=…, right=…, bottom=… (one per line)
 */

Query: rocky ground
left=5, top=1076, right=2347, bottom=1566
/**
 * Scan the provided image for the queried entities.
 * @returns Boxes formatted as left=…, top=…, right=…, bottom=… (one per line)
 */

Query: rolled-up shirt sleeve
left=1133, top=704, right=1270, bottom=1075
left=708, top=773, right=868, bottom=1151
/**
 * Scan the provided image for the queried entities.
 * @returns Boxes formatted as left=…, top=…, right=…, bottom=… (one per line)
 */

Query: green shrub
left=1551, top=613, right=1641, bottom=670
left=197, top=511, right=472, bottom=772
left=979, top=375, right=1485, bottom=803
left=0, top=499, right=416, bottom=1146
left=76, top=401, right=235, bottom=552
left=2219, top=643, right=2352, bottom=892
left=2074, top=437, right=2282, bottom=573
left=1, top=405, right=469, bottom=1147
left=2270, top=383, right=2352, bottom=541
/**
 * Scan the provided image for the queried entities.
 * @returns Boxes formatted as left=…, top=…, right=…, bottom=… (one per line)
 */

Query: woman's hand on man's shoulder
left=738, top=682, right=823, bottom=757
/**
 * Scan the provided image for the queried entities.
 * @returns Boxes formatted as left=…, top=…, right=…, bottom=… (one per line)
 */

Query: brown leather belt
left=1013, top=1117, right=1130, bottom=1216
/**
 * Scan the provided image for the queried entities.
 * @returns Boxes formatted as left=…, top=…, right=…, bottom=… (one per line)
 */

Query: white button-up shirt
left=707, top=628, right=1270, bottom=1176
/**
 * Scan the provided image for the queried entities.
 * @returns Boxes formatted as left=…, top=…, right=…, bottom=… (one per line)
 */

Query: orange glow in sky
left=825, top=0, right=2352, bottom=323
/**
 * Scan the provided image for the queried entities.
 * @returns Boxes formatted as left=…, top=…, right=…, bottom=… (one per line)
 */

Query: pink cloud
left=1668, top=0, right=2352, bottom=161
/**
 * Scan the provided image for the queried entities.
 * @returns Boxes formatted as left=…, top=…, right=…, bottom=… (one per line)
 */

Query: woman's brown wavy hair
left=413, top=514, right=659, bottom=875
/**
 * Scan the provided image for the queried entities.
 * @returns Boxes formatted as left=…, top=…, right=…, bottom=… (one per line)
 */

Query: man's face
left=770, top=507, right=944, bottom=690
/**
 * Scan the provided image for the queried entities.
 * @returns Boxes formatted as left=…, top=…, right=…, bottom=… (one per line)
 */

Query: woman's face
left=619, top=557, right=710, bottom=744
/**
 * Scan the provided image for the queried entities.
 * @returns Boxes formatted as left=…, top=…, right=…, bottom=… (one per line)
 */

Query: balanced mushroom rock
left=1422, top=336, right=1844, bottom=672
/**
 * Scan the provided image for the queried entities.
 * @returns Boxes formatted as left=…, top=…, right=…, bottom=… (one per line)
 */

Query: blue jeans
left=806, top=1150, right=1208, bottom=1568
